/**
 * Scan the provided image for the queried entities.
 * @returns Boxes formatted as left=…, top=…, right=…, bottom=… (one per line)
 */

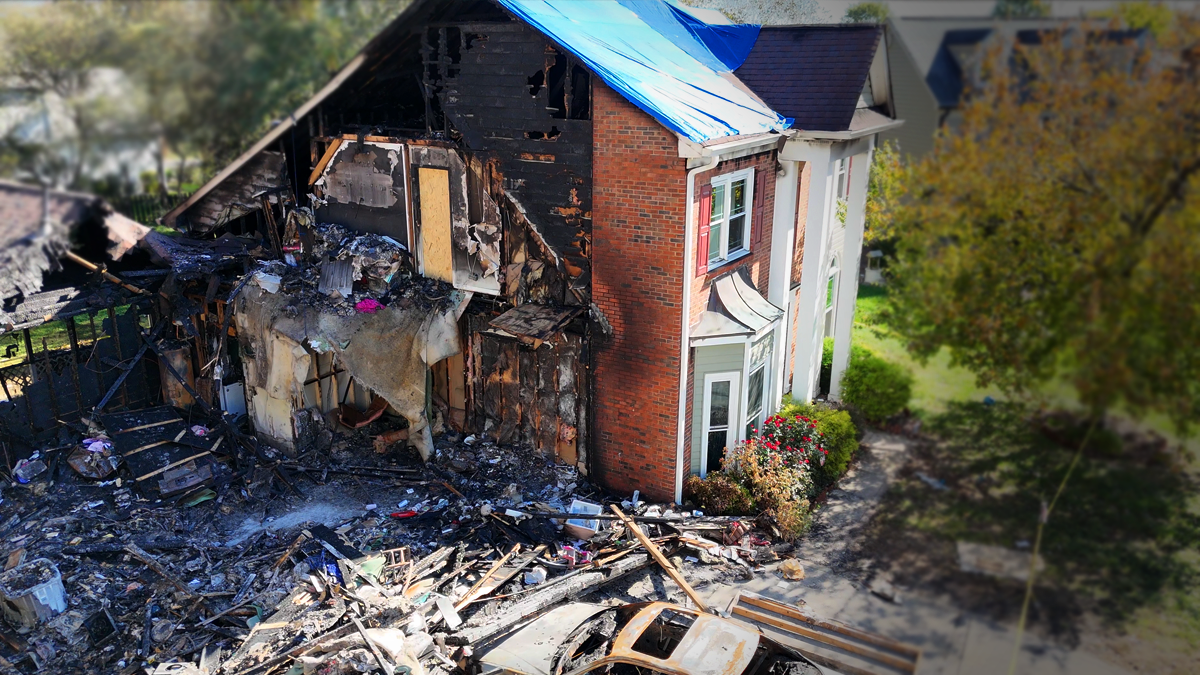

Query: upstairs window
left=707, top=168, right=754, bottom=267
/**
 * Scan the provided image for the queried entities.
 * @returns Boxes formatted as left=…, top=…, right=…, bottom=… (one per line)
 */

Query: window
left=702, top=372, right=740, bottom=476
left=707, top=169, right=754, bottom=267
left=745, top=333, right=773, bottom=439
left=824, top=257, right=839, bottom=337
left=834, top=157, right=853, bottom=199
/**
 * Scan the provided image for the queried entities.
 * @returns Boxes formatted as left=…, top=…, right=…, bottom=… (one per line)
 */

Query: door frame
left=700, top=371, right=741, bottom=477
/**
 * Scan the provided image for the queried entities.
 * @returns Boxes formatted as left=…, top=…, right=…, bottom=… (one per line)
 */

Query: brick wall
left=591, top=82, right=688, bottom=501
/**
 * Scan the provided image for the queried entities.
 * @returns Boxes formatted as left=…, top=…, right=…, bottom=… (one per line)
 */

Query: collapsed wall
left=234, top=281, right=470, bottom=460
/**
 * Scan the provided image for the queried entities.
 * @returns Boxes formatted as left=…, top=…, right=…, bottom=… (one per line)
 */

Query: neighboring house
left=160, top=0, right=899, bottom=502
left=881, top=17, right=1146, bottom=157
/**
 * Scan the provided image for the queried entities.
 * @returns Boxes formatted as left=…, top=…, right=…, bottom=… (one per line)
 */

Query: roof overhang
left=691, top=268, right=782, bottom=345
left=678, top=132, right=785, bottom=162
left=786, top=113, right=904, bottom=141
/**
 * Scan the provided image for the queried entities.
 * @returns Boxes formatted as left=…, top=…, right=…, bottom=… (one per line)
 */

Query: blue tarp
left=497, top=0, right=789, bottom=143
left=617, top=0, right=760, bottom=71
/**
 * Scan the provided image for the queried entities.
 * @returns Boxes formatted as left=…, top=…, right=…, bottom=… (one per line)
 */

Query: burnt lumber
left=611, top=504, right=709, bottom=612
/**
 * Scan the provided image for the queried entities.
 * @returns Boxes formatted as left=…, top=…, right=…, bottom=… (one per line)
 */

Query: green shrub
left=818, top=337, right=834, bottom=394
left=840, top=347, right=913, bottom=423
left=683, top=473, right=756, bottom=516
left=778, top=398, right=859, bottom=491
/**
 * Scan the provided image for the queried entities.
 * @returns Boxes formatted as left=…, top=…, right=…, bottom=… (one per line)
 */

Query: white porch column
left=829, top=145, right=873, bottom=401
left=768, top=160, right=799, bottom=412
left=785, top=141, right=833, bottom=402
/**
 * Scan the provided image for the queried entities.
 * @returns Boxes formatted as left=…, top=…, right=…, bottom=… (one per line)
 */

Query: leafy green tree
left=1093, top=1, right=1175, bottom=37
left=0, top=2, right=129, bottom=188
left=883, top=14, right=1200, bottom=671
left=863, top=140, right=904, bottom=243
left=991, top=0, right=1050, bottom=19
left=0, top=1, right=408, bottom=194
left=844, top=2, right=890, bottom=24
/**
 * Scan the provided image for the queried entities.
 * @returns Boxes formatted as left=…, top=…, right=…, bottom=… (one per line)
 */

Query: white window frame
left=700, top=371, right=741, bottom=477
left=706, top=168, right=755, bottom=269
left=743, top=332, right=773, bottom=441
left=824, top=256, right=839, bottom=338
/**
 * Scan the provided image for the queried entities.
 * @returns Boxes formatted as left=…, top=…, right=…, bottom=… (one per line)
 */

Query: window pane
left=708, top=221, right=722, bottom=262
left=751, top=333, right=773, bottom=366
left=747, top=367, right=764, bottom=418
left=708, top=381, right=729, bottom=426
left=710, top=184, right=725, bottom=220
left=826, top=275, right=836, bottom=308
left=728, top=214, right=745, bottom=252
left=707, top=430, right=727, bottom=473
left=731, top=179, right=746, bottom=215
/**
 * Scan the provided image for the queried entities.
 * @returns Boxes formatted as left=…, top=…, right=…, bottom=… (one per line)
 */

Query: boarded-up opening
left=418, top=167, right=454, bottom=282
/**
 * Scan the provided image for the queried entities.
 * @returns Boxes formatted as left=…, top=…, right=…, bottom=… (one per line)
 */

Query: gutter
left=674, top=154, right=719, bottom=504
left=786, top=117, right=905, bottom=141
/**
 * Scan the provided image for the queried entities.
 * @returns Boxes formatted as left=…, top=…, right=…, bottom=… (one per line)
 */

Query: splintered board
left=726, top=591, right=920, bottom=675
left=99, top=406, right=220, bottom=497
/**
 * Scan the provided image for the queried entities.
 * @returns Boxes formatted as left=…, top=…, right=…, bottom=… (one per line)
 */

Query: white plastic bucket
left=0, top=558, right=67, bottom=630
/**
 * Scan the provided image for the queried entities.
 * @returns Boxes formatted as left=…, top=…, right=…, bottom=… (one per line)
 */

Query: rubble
left=0, top=404, right=810, bottom=674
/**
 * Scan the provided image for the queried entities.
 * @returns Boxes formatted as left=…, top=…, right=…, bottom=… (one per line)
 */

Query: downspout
left=674, top=154, right=720, bottom=504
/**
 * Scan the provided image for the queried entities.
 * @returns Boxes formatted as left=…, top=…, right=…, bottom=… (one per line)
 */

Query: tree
left=844, top=2, right=890, bottom=24
left=882, top=14, right=1200, bottom=671
left=991, top=0, right=1050, bottom=19
left=863, top=140, right=904, bottom=244
left=681, top=0, right=828, bottom=25
left=1092, top=1, right=1175, bottom=38
left=0, top=1, right=408, bottom=195
left=0, top=2, right=131, bottom=189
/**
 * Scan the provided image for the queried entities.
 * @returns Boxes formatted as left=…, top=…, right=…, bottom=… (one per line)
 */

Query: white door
left=701, top=372, right=740, bottom=477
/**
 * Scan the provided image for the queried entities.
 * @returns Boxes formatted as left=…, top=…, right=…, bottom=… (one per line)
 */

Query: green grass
left=0, top=305, right=139, bottom=369
left=852, top=284, right=1003, bottom=415
left=852, top=284, right=1198, bottom=456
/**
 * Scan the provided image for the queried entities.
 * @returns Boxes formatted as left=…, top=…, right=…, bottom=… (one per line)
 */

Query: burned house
left=157, top=0, right=900, bottom=502
left=0, top=180, right=160, bottom=442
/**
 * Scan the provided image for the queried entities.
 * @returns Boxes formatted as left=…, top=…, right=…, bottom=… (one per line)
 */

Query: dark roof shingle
left=735, top=25, right=883, bottom=132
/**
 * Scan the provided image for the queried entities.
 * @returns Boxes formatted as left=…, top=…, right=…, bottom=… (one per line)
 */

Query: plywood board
left=419, top=167, right=453, bottom=283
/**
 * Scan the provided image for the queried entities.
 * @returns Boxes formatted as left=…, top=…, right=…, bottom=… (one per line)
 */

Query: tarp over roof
left=497, top=0, right=790, bottom=143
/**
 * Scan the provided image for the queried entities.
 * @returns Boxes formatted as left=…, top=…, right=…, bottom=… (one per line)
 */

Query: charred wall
left=428, top=20, right=593, bottom=302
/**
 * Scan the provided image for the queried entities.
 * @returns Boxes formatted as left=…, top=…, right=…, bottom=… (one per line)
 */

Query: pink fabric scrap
left=355, top=298, right=384, bottom=314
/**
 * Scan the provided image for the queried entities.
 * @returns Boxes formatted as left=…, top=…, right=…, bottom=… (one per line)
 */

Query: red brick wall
left=591, top=83, right=688, bottom=501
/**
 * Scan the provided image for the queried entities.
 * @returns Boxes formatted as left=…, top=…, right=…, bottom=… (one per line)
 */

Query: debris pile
left=0, top=411, right=809, bottom=675
left=254, top=222, right=454, bottom=319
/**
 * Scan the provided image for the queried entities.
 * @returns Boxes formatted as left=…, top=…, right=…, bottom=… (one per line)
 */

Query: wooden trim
left=134, top=451, right=212, bottom=482
left=307, top=139, right=343, bottom=186
left=114, top=419, right=178, bottom=435
left=739, top=593, right=921, bottom=658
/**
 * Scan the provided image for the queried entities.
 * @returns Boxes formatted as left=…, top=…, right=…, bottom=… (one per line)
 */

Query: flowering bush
left=721, top=439, right=812, bottom=540
left=752, top=412, right=831, bottom=491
